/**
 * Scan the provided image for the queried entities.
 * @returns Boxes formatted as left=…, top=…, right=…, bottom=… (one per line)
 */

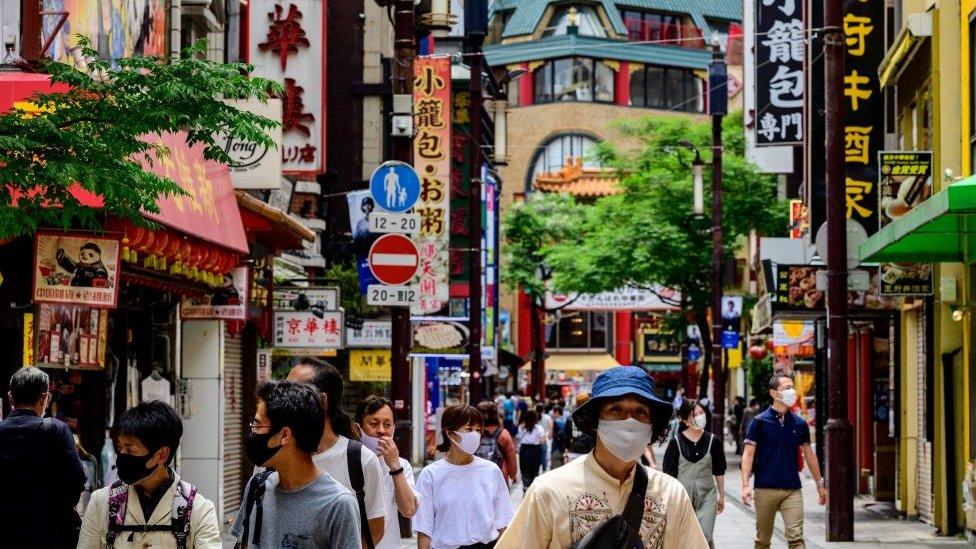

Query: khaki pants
left=754, top=488, right=804, bottom=549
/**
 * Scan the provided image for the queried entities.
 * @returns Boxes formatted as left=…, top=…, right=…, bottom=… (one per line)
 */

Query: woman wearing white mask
left=497, top=366, right=708, bottom=549
left=662, top=401, right=726, bottom=547
left=355, top=396, right=419, bottom=549
left=415, top=404, right=514, bottom=549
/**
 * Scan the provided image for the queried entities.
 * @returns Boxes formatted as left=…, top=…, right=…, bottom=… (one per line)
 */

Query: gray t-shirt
left=232, top=471, right=360, bottom=548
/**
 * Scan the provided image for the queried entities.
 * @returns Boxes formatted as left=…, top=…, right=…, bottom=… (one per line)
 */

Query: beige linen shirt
left=496, top=453, right=708, bottom=549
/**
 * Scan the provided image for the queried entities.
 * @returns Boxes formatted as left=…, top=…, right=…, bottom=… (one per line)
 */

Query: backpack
left=502, top=399, right=515, bottom=422
left=474, top=428, right=505, bottom=469
left=105, top=472, right=196, bottom=549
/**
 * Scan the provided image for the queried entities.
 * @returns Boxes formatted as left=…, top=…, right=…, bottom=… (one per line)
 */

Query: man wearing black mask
left=233, top=380, right=361, bottom=548
left=0, top=367, right=86, bottom=548
left=78, top=401, right=221, bottom=548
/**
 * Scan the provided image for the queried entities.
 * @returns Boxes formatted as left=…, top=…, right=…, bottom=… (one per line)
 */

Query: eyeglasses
left=249, top=420, right=273, bottom=431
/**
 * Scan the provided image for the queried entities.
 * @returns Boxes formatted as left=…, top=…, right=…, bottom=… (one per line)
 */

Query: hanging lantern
left=749, top=346, right=768, bottom=360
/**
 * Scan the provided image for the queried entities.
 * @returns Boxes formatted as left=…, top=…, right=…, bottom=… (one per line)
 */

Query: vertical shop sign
left=755, top=0, right=805, bottom=145
left=842, top=0, right=883, bottom=236
left=877, top=152, right=934, bottom=295
left=248, top=0, right=326, bottom=175
left=449, top=88, right=472, bottom=292
left=22, top=313, right=34, bottom=367
left=412, top=57, right=452, bottom=314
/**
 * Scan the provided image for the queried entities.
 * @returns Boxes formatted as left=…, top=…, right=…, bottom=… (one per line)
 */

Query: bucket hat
left=571, top=366, right=674, bottom=433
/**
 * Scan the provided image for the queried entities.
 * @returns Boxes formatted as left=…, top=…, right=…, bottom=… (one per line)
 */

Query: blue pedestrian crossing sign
left=369, top=161, right=420, bottom=213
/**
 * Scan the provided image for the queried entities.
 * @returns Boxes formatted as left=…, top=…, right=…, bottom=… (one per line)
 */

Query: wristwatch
left=817, top=478, right=826, bottom=487
left=389, top=467, right=405, bottom=476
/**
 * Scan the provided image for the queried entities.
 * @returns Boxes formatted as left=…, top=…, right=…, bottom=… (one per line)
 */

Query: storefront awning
left=545, top=352, right=621, bottom=372
left=0, top=72, right=68, bottom=111
left=859, top=179, right=976, bottom=264
left=236, top=191, right=315, bottom=251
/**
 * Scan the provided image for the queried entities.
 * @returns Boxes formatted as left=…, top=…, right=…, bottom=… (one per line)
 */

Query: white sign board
left=181, top=267, right=249, bottom=320
left=274, top=310, right=343, bottom=349
left=369, top=213, right=420, bottom=234
left=218, top=99, right=283, bottom=189
left=346, top=320, right=393, bottom=347
left=546, top=286, right=680, bottom=311
left=274, top=287, right=339, bottom=312
left=248, top=0, right=325, bottom=175
left=367, top=284, right=420, bottom=307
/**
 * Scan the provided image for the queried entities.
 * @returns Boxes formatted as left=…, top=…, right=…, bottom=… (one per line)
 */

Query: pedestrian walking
left=78, top=401, right=221, bottom=548
left=497, top=366, right=708, bottom=549
left=741, top=373, right=827, bottom=549
left=550, top=406, right=567, bottom=467
left=663, top=400, right=726, bottom=548
left=233, top=381, right=361, bottom=548
left=354, top=396, right=419, bottom=549
left=501, top=392, right=517, bottom=438
left=516, top=410, right=546, bottom=489
left=415, top=404, right=514, bottom=549
left=287, top=358, right=387, bottom=546
left=475, top=402, right=518, bottom=486
left=0, top=367, right=86, bottom=548
left=740, top=398, right=760, bottom=446
left=731, top=396, right=746, bottom=455
left=535, top=404, right=553, bottom=470
left=561, top=392, right=596, bottom=463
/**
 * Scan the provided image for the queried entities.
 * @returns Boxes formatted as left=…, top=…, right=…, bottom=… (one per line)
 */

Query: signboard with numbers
left=755, top=0, right=804, bottom=146
left=412, top=57, right=452, bottom=314
left=366, top=285, right=420, bottom=307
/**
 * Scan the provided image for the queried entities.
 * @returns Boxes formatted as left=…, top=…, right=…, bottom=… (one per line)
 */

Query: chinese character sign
left=33, top=232, right=121, bottom=308
left=412, top=57, right=452, bottom=314
left=273, top=310, right=343, bottom=349
left=755, top=0, right=804, bottom=146
left=843, top=0, right=883, bottom=235
left=877, top=151, right=934, bottom=296
left=249, top=0, right=325, bottom=175
left=349, top=349, right=392, bottom=382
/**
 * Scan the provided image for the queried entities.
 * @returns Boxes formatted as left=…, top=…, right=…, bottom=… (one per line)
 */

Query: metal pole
left=467, top=38, right=484, bottom=404
left=390, top=0, right=415, bottom=461
left=709, top=40, right=726, bottom=438
left=823, top=0, right=854, bottom=539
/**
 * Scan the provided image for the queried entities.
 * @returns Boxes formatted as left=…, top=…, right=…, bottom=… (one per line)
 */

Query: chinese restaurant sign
left=449, top=88, right=472, bottom=293
left=877, top=151, right=934, bottom=295
left=33, top=232, right=121, bottom=308
left=774, top=265, right=897, bottom=311
left=755, top=0, right=804, bottom=145
left=349, top=349, right=392, bottom=382
left=842, top=0, right=884, bottom=236
left=181, top=266, right=249, bottom=319
left=412, top=57, right=452, bottom=314
left=248, top=0, right=325, bottom=175
left=273, top=286, right=343, bottom=349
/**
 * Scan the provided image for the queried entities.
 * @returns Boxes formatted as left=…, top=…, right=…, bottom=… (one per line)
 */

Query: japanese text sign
left=412, top=57, right=452, bottom=314
left=33, top=232, right=121, bottom=308
left=248, top=0, right=325, bottom=175
left=349, top=349, right=392, bottom=382
left=756, top=0, right=804, bottom=145
left=877, top=151, right=934, bottom=296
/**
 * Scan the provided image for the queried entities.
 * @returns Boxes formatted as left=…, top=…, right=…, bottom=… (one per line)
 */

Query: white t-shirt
left=140, top=376, right=171, bottom=404
left=376, top=457, right=418, bottom=549
left=517, top=424, right=547, bottom=445
left=312, top=436, right=387, bottom=521
left=539, top=413, right=554, bottom=439
left=414, top=457, right=514, bottom=549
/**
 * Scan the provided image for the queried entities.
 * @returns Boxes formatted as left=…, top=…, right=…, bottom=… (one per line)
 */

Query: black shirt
left=662, top=430, right=727, bottom=477
left=137, top=471, right=175, bottom=520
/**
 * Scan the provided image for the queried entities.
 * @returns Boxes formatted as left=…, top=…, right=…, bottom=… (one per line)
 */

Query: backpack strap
left=347, top=440, right=375, bottom=549
left=105, top=480, right=130, bottom=549
left=239, top=469, right=274, bottom=547
left=622, top=465, right=648, bottom=535
left=171, top=478, right=197, bottom=549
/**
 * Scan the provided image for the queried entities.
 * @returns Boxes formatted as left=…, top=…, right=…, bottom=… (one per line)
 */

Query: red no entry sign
left=368, top=234, right=419, bottom=286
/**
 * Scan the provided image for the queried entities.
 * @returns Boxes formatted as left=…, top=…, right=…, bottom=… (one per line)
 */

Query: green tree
left=547, top=113, right=788, bottom=392
left=0, top=39, right=282, bottom=238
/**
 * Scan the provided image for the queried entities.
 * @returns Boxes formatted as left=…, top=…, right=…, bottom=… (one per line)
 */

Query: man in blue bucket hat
left=497, top=366, right=707, bottom=549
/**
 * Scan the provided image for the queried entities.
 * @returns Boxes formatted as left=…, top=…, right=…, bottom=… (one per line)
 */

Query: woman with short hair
left=415, top=404, right=514, bottom=549
left=515, top=410, right=546, bottom=490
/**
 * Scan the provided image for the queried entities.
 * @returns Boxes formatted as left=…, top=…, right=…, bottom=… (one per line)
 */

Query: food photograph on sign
left=412, top=319, right=469, bottom=354
left=34, top=232, right=121, bottom=308
left=776, top=266, right=897, bottom=311
left=878, top=152, right=932, bottom=227
left=181, top=267, right=249, bottom=319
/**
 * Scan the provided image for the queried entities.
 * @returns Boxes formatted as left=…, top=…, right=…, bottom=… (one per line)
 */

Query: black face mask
left=116, top=451, right=159, bottom=485
left=245, top=429, right=283, bottom=466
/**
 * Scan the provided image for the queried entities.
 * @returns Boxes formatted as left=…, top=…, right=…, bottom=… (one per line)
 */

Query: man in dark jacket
left=0, top=367, right=86, bottom=548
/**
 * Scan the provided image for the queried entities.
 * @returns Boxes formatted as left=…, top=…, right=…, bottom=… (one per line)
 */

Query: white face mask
left=692, top=413, right=708, bottom=430
left=359, top=432, right=382, bottom=456
left=450, top=430, right=482, bottom=455
left=597, top=418, right=652, bottom=462
left=779, top=388, right=798, bottom=407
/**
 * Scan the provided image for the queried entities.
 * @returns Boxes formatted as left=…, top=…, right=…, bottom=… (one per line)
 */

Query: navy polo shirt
left=745, top=407, right=810, bottom=490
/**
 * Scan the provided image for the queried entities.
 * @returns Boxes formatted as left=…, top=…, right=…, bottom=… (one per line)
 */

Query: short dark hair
left=355, top=395, right=393, bottom=424
left=769, top=372, right=794, bottom=391
left=294, top=358, right=355, bottom=439
left=552, top=406, right=564, bottom=415
left=114, top=401, right=183, bottom=464
left=80, top=242, right=101, bottom=254
left=9, top=367, right=49, bottom=406
left=258, top=380, right=324, bottom=453
left=476, top=401, right=500, bottom=426
left=436, top=404, right=484, bottom=452
left=677, top=400, right=704, bottom=421
left=749, top=398, right=759, bottom=407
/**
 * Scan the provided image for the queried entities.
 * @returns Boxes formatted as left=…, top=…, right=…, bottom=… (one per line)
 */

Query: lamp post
left=707, top=36, right=727, bottom=438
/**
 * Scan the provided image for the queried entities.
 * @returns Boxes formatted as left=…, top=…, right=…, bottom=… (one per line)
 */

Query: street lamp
left=678, top=140, right=705, bottom=216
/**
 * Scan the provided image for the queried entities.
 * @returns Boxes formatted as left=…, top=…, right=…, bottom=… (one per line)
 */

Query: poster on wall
left=34, top=303, right=108, bottom=369
left=877, top=151, right=934, bottom=296
left=181, top=267, right=249, bottom=319
left=33, top=232, right=121, bottom=308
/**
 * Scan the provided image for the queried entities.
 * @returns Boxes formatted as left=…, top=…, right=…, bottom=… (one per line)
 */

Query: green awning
left=859, top=179, right=976, bottom=263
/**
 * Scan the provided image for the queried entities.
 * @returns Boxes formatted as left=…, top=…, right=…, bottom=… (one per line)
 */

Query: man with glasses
left=0, top=366, right=86, bottom=548
left=498, top=366, right=707, bottom=548
left=232, top=380, right=360, bottom=548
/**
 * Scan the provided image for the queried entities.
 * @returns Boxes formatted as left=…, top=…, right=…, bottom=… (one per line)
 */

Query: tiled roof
left=491, top=0, right=741, bottom=39
left=483, top=34, right=712, bottom=69
left=534, top=157, right=621, bottom=197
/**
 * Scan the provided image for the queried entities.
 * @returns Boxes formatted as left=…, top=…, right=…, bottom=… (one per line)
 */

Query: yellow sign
left=350, top=349, right=392, bottom=382
left=22, top=313, right=34, bottom=367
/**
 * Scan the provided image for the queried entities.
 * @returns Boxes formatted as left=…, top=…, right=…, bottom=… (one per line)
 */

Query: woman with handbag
left=415, top=404, right=514, bottom=549
left=662, top=401, right=726, bottom=548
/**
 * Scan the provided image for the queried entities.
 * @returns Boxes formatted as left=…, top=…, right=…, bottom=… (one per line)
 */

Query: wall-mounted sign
left=349, top=349, right=392, bottom=382
left=273, top=309, right=343, bottom=349
left=23, top=313, right=34, bottom=367
left=412, top=317, right=468, bottom=354
left=181, top=267, right=249, bottom=320
left=546, top=286, right=679, bottom=311
left=218, top=99, right=283, bottom=189
left=274, top=287, right=339, bottom=312
left=774, top=265, right=897, bottom=311
left=33, top=232, right=121, bottom=308
left=755, top=0, right=804, bottom=145
left=346, top=320, right=393, bottom=347
left=34, top=303, right=108, bottom=369
left=877, top=151, right=934, bottom=296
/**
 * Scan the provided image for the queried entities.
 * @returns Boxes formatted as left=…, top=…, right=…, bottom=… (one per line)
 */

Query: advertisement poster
left=878, top=151, right=934, bottom=295
left=774, top=265, right=897, bottom=311
left=34, top=232, right=121, bottom=308
left=412, top=318, right=469, bottom=355
left=181, top=267, right=249, bottom=320
left=349, top=349, right=392, bottom=382
left=35, top=303, right=108, bottom=369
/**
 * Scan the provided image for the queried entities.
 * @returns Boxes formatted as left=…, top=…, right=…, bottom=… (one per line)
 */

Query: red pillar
left=615, top=62, right=631, bottom=106
left=614, top=311, right=633, bottom=365
left=517, top=289, right=533, bottom=358
left=858, top=329, right=873, bottom=494
left=519, top=62, right=534, bottom=106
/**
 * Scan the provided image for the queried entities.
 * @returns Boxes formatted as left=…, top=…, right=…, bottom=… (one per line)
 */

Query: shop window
left=543, top=5, right=607, bottom=38
left=527, top=133, right=600, bottom=189
left=629, top=65, right=704, bottom=112
left=621, top=10, right=702, bottom=47
left=533, top=57, right=615, bottom=104
left=547, top=311, right=610, bottom=350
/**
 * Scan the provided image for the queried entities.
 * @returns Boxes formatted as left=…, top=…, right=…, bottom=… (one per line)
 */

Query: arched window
left=542, top=5, right=608, bottom=38
left=534, top=58, right=615, bottom=104
left=527, top=133, right=601, bottom=191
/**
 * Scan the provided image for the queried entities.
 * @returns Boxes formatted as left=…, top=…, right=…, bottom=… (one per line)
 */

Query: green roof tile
left=483, top=34, right=712, bottom=69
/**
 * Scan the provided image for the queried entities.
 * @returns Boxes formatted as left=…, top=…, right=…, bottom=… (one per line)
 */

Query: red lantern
left=749, top=346, right=769, bottom=360
left=764, top=339, right=775, bottom=351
